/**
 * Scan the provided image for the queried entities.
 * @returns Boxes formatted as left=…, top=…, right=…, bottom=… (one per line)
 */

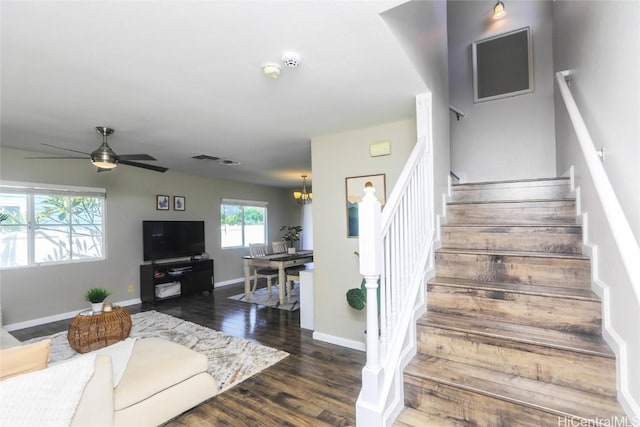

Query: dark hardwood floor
left=11, top=282, right=365, bottom=426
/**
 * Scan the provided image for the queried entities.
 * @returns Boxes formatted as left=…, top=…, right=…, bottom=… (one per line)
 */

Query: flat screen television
left=142, top=220, right=205, bottom=261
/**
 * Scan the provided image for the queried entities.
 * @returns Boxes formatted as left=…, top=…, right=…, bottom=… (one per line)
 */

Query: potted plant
left=346, top=252, right=381, bottom=341
left=280, top=225, right=302, bottom=254
left=84, top=287, right=111, bottom=313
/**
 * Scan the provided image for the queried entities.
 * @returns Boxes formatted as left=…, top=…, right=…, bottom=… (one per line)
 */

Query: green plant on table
left=84, top=287, right=111, bottom=303
left=280, top=225, right=302, bottom=246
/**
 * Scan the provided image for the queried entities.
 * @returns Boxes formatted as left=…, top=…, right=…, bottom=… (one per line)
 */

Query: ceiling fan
left=26, top=127, right=168, bottom=173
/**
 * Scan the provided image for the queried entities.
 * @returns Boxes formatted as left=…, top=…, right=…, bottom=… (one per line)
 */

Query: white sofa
left=1, top=334, right=219, bottom=426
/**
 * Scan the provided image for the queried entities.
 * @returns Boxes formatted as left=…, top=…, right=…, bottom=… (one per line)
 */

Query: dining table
left=243, top=250, right=314, bottom=304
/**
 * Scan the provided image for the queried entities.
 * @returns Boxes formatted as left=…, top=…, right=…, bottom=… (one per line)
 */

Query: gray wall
left=0, top=147, right=298, bottom=325
left=552, top=0, right=640, bottom=410
left=448, top=0, right=556, bottom=182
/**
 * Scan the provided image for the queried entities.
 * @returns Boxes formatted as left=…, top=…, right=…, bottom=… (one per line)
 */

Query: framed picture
left=174, top=196, right=186, bottom=211
left=156, top=195, right=170, bottom=210
left=345, top=174, right=386, bottom=238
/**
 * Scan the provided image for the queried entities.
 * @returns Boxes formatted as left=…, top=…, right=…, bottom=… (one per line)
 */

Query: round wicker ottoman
left=67, top=307, right=132, bottom=353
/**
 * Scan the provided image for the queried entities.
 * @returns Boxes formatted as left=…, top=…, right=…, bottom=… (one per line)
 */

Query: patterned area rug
left=27, top=310, right=289, bottom=392
left=228, top=282, right=300, bottom=311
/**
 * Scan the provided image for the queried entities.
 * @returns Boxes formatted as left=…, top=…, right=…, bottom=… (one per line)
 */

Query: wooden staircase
left=394, top=177, right=628, bottom=426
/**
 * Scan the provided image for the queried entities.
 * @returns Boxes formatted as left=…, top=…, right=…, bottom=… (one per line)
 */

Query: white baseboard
left=215, top=277, right=246, bottom=288
left=313, top=331, right=365, bottom=352
left=4, top=298, right=142, bottom=332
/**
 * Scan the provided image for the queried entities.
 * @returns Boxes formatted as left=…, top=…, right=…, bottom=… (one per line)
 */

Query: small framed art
left=174, top=196, right=186, bottom=211
left=156, top=195, right=170, bottom=210
left=345, top=174, right=386, bottom=237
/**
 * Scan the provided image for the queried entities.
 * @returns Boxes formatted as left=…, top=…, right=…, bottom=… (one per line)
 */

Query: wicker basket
left=67, top=307, right=132, bottom=353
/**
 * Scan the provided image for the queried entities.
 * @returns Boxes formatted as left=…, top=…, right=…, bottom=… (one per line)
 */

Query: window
left=472, top=27, right=533, bottom=102
left=220, top=199, right=267, bottom=248
left=0, top=181, right=106, bottom=269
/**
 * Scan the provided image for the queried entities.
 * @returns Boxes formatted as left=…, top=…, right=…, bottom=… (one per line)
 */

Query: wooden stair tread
left=452, top=177, right=570, bottom=187
left=447, top=197, right=575, bottom=206
left=441, top=224, right=581, bottom=230
left=405, top=354, right=624, bottom=420
left=436, top=247, right=589, bottom=260
left=428, top=277, right=598, bottom=301
left=419, top=311, right=614, bottom=358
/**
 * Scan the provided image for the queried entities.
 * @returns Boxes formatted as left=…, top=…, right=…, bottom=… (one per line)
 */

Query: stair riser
left=417, top=326, right=616, bottom=396
left=435, top=252, right=591, bottom=289
left=441, top=226, right=583, bottom=254
left=451, top=180, right=571, bottom=203
left=427, top=284, right=602, bottom=335
left=404, top=376, right=564, bottom=427
left=447, top=201, right=577, bottom=225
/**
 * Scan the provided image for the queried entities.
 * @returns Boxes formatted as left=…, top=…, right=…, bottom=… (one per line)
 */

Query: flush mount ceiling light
left=281, top=51, right=301, bottom=68
left=493, top=1, right=506, bottom=19
left=293, top=175, right=312, bottom=204
left=262, top=63, right=281, bottom=79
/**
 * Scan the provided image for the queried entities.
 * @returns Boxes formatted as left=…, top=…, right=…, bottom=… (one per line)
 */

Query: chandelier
left=293, top=175, right=312, bottom=204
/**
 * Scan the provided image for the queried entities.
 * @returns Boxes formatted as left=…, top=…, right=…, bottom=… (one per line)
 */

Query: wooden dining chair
left=272, top=241, right=288, bottom=254
left=249, top=243, right=279, bottom=294
left=285, top=265, right=307, bottom=302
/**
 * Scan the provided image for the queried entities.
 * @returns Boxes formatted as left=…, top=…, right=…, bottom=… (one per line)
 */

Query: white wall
left=448, top=0, right=556, bottom=182
left=0, top=147, right=298, bottom=326
left=552, top=0, right=640, bottom=415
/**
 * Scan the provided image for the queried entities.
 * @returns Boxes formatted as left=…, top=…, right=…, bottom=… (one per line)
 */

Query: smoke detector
left=281, top=51, right=301, bottom=68
left=262, top=63, right=281, bottom=79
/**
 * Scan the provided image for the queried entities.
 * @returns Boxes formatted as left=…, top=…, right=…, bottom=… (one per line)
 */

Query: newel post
left=357, top=182, right=384, bottom=408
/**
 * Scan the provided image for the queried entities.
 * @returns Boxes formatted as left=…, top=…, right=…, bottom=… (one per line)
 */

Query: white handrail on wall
left=356, top=92, right=435, bottom=426
left=556, top=70, right=640, bottom=419
left=555, top=70, right=640, bottom=302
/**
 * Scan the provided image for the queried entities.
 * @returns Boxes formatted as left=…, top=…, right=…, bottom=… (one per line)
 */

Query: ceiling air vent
left=192, top=154, right=220, bottom=161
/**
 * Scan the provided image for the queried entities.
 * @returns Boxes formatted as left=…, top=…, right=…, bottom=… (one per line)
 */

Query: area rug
left=27, top=310, right=289, bottom=392
left=228, top=282, right=300, bottom=311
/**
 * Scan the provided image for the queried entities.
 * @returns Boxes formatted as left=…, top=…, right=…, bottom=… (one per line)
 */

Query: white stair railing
left=356, top=93, right=435, bottom=426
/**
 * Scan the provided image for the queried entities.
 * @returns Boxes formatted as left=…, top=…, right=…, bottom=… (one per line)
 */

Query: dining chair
left=284, top=265, right=307, bottom=302
left=249, top=243, right=279, bottom=294
left=272, top=241, right=288, bottom=254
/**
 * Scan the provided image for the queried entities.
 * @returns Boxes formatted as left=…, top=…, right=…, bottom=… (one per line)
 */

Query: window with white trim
left=220, top=199, right=267, bottom=248
left=0, top=181, right=106, bottom=269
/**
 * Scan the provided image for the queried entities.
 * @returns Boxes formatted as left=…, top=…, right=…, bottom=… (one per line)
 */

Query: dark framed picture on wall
left=156, top=195, right=170, bottom=210
left=174, top=196, right=186, bottom=211
left=345, top=174, right=386, bottom=237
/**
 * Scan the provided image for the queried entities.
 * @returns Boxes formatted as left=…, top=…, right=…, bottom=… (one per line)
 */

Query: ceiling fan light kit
left=26, top=126, right=168, bottom=173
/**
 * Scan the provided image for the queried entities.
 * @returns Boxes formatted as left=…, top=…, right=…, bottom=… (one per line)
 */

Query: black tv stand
left=140, top=258, right=214, bottom=304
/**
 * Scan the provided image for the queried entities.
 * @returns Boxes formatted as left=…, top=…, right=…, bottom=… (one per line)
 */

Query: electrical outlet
left=128, top=285, right=134, bottom=293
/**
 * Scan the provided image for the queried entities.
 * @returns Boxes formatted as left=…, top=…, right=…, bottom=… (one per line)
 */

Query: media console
left=140, top=259, right=214, bottom=304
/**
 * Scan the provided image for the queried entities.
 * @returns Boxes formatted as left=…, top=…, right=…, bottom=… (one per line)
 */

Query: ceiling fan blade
left=117, top=154, right=157, bottom=161
left=42, top=143, right=90, bottom=156
left=25, top=156, right=87, bottom=159
left=97, top=168, right=113, bottom=173
left=119, top=160, right=168, bottom=173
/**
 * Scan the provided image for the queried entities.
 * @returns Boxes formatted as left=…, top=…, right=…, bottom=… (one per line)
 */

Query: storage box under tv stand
left=140, top=258, right=214, bottom=304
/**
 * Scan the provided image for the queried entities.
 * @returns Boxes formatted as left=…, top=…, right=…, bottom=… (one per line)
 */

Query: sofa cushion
left=71, top=355, right=114, bottom=427
left=0, top=328, right=21, bottom=349
left=114, top=337, right=209, bottom=411
left=0, top=339, right=50, bottom=380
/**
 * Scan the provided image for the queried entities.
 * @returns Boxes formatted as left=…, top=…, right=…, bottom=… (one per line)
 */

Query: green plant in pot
left=84, top=287, right=111, bottom=313
left=346, top=252, right=381, bottom=338
left=280, top=225, right=302, bottom=253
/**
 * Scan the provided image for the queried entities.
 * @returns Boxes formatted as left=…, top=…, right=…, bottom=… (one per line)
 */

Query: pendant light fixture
left=493, top=1, right=506, bottom=20
left=91, top=127, right=118, bottom=169
left=293, top=175, right=312, bottom=204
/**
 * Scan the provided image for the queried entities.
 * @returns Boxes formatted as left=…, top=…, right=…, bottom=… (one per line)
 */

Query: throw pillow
left=0, top=339, right=51, bottom=380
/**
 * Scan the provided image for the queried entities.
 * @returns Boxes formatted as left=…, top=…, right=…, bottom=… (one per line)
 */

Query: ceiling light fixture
left=91, top=127, right=118, bottom=169
left=493, top=1, right=506, bottom=19
left=293, top=175, right=312, bottom=204
left=262, top=63, right=281, bottom=79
